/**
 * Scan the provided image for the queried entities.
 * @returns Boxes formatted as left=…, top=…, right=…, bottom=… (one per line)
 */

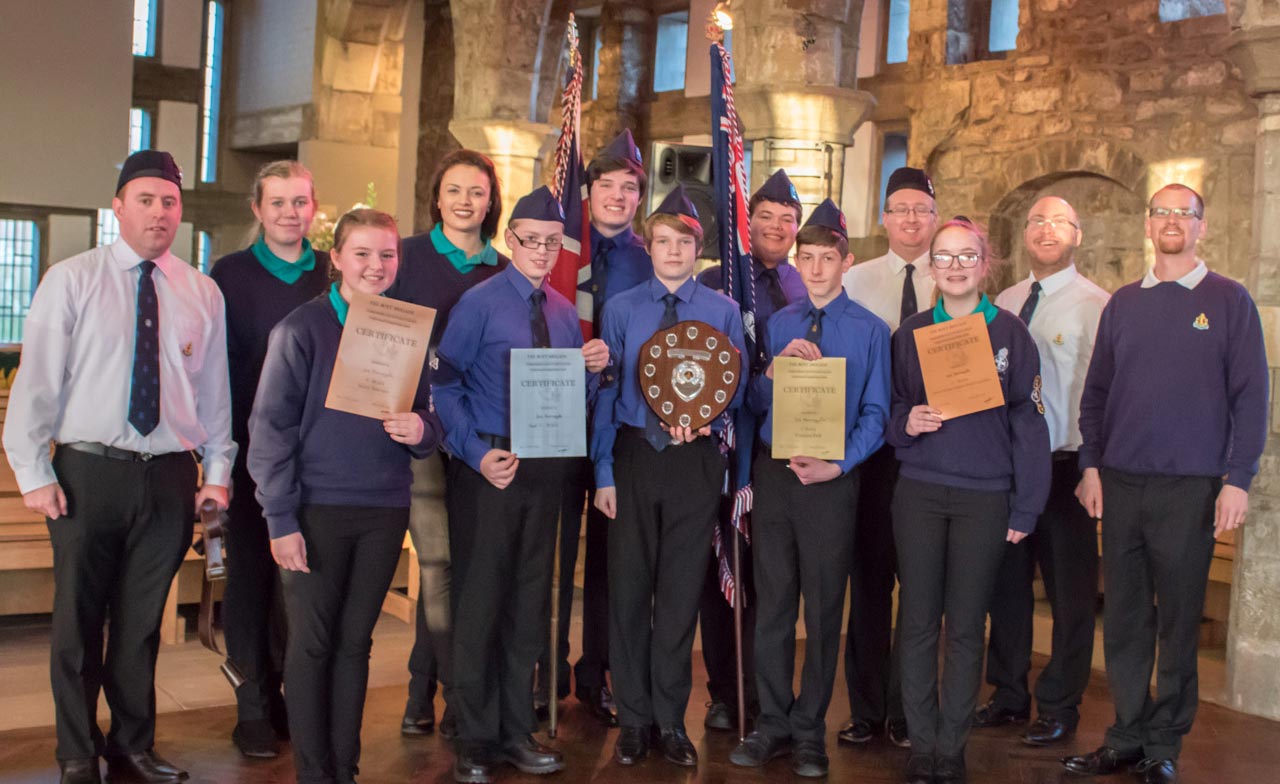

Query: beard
left=1156, top=232, right=1187, bottom=255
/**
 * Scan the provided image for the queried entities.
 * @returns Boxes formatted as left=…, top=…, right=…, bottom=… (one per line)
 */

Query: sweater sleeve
left=1006, top=322, right=1052, bottom=534
left=248, top=322, right=311, bottom=538
left=1077, top=298, right=1117, bottom=472
left=886, top=324, right=922, bottom=450
left=1224, top=289, right=1270, bottom=490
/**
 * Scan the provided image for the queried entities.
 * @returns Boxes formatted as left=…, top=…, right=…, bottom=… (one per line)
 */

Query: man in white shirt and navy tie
left=836, top=167, right=938, bottom=747
left=3, top=150, right=234, bottom=784
left=978, top=196, right=1109, bottom=746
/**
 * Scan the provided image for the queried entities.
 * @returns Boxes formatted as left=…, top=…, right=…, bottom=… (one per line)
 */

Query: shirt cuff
left=201, top=457, right=232, bottom=488
left=594, top=460, right=615, bottom=490
left=15, top=461, right=59, bottom=496
left=462, top=435, right=491, bottom=475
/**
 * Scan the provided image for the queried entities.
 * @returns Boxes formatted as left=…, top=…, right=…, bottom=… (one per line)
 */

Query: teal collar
left=431, top=224, right=497, bottom=274
left=251, top=236, right=316, bottom=284
left=932, top=292, right=999, bottom=325
left=328, top=283, right=349, bottom=325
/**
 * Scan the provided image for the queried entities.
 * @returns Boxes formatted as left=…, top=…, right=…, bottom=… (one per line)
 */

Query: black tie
left=128, top=260, right=161, bottom=436
left=591, top=238, right=613, bottom=327
left=808, top=307, right=825, bottom=346
left=529, top=289, right=551, bottom=348
left=900, top=263, right=918, bottom=328
left=762, top=267, right=788, bottom=314
left=645, top=293, right=682, bottom=451
left=1018, top=281, right=1042, bottom=326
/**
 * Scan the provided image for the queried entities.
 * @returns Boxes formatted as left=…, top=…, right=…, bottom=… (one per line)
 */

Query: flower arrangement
left=308, top=182, right=379, bottom=251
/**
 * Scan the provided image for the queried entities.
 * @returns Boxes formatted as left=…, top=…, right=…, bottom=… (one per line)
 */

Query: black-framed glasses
left=509, top=229, right=563, bottom=252
left=885, top=204, right=936, bottom=218
left=1148, top=206, right=1202, bottom=220
left=1027, top=216, right=1079, bottom=231
left=930, top=252, right=982, bottom=269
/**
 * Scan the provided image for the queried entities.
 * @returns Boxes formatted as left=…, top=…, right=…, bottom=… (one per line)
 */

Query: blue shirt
left=748, top=291, right=891, bottom=474
left=699, top=255, right=807, bottom=368
left=590, top=275, right=748, bottom=488
left=433, top=264, right=587, bottom=472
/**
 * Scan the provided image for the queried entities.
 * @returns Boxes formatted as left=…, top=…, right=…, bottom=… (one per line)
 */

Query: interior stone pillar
left=1222, top=3, right=1280, bottom=721
left=447, top=118, right=559, bottom=248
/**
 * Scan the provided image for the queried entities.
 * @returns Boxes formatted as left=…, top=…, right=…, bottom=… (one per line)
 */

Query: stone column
left=1223, top=3, right=1280, bottom=720
left=582, top=1, right=652, bottom=157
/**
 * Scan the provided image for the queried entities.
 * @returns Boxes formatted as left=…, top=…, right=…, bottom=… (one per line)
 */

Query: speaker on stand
left=649, top=142, right=720, bottom=259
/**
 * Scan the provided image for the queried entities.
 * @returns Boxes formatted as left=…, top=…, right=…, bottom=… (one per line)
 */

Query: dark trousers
left=537, top=456, right=610, bottom=697
left=752, top=453, right=858, bottom=743
left=405, top=453, right=453, bottom=719
left=449, top=456, right=568, bottom=747
left=609, top=427, right=721, bottom=728
left=47, top=448, right=197, bottom=761
left=844, top=444, right=905, bottom=725
left=222, top=464, right=287, bottom=725
left=893, top=477, right=1009, bottom=759
left=1100, top=470, right=1218, bottom=761
left=698, top=499, right=757, bottom=711
left=281, top=505, right=408, bottom=784
left=984, top=455, right=1099, bottom=723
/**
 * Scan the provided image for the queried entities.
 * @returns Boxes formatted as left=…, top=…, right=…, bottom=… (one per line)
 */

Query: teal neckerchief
left=932, top=292, right=999, bottom=325
left=251, top=236, right=317, bottom=284
left=328, top=283, right=349, bottom=325
left=431, top=224, right=497, bottom=274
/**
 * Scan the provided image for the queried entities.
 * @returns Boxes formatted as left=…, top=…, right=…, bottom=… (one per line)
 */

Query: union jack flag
left=548, top=14, right=594, bottom=339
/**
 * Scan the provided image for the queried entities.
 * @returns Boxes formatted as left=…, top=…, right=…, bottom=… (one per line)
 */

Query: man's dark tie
left=808, top=307, right=825, bottom=346
left=529, top=289, right=551, bottom=349
left=128, top=260, right=161, bottom=436
left=900, top=263, right=918, bottom=328
left=644, top=293, right=682, bottom=451
left=1018, top=280, right=1042, bottom=326
left=762, top=267, right=788, bottom=314
left=591, top=238, right=613, bottom=327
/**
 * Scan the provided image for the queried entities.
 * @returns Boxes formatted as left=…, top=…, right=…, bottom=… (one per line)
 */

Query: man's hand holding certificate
left=325, top=291, right=436, bottom=419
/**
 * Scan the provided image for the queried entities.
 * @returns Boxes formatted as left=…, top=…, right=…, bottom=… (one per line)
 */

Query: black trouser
left=753, top=452, right=858, bottom=743
left=537, top=456, right=609, bottom=697
left=223, top=463, right=287, bottom=726
left=405, top=453, right=453, bottom=720
left=698, top=498, right=757, bottom=712
left=449, top=456, right=569, bottom=748
left=1100, top=470, right=1217, bottom=761
left=281, top=505, right=408, bottom=784
left=609, top=427, right=722, bottom=728
left=984, top=454, right=1099, bottom=724
left=844, top=444, right=905, bottom=726
left=47, top=448, right=197, bottom=761
left=893, top=477, right=1009, bottom=759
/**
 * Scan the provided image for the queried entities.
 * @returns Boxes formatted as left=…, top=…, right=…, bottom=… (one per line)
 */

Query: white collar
left=109, top=238, right=177, bottom=277
left=1029, top=264, right=1078, bottom=297
left=1141, top=259, right=1207, bottom=290
left=886, top=248, right=930, bottom=275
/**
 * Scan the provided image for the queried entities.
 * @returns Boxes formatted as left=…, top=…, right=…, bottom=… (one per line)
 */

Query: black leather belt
left=478, top=432, right=511, bottom=451
left=1053, top=450, right=1077, bottom=463
left=62, top=441, right=177, bottom=462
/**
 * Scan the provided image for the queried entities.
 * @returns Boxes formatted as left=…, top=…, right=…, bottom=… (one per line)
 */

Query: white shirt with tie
left=841, top=249, right=936, bottom=331
left=3, top=239, right=235, bottom=493
left=995, top=263, right=1110, bottom=453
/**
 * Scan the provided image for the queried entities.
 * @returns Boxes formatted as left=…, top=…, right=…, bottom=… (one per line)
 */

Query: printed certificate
left=912, top=312, right=1005, bottom=420
left=771, top=356, right=846, bottom=461
left=510, top=348, right=586, bottom=458
left=325, top=292, right=436, bottom=419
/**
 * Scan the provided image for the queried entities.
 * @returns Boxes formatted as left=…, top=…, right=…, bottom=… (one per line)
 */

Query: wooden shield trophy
left=639, top=320, right=742, bottom=430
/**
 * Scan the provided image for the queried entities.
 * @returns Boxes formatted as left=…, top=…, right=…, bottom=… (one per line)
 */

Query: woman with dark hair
left=209, top=160, right=330, bottom=759
left=389, top=149, right=510, bottom=738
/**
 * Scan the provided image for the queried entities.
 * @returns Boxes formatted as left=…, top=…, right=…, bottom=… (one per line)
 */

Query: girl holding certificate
left=248, top=209, right=443, bottom=784
left=887, top=218, right=1050, bottom=784
left=210, top=160, right=330, bottom=759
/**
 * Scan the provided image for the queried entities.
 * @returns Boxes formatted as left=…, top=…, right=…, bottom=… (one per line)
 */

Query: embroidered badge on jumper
left=1032, top=375, right=1045, bottom=415
left=1193, top=313, right=1209, bottom=331
left=994, top=347, right=1009, bottom=375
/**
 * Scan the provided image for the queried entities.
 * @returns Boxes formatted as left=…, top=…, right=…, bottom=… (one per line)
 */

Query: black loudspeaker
left=649, top=142, right=720, bottom=259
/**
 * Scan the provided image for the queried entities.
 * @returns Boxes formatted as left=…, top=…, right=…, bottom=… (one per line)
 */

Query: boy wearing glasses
left=434, top=187, right=609, bottom=784
left=835, top=167, right=938, bottom=747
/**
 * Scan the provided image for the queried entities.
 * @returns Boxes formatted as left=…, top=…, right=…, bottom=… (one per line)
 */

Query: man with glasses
left=834, top=167, right=938, bottom=747
left=1063, top=185, right=1268, bottom=784
left=977, top=197, right=1109, bottom=746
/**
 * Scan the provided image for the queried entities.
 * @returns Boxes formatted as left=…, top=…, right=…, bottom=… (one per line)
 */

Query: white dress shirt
left=842, top=249, right=936, bottom=331
left=995, top=264, right=1109, bottom=453
left=3, top=239, right=235, bottom=493
left=1140, top=258, right=1208, bottom=289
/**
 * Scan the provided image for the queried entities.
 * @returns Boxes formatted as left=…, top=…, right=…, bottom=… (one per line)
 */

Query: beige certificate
left=771, top=357, right=846, bottom=461
left=325, top=291, right=437, bottom=419
left=912, top=312, right=1005, bottom=420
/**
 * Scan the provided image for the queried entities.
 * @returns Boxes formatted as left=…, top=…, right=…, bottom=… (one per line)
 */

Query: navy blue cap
left=752, top=169, right=800, bottom=206
left=885, top=167, right=934, bottom=201
left=116, top=150, right=182, bottom=194
left=509, top=186, right=565, bottom=223
left=803, top=199, right=847, bottom=239
left=596, top=129, right=643, bottom=166
left=653, top=184, right=699, bottom=221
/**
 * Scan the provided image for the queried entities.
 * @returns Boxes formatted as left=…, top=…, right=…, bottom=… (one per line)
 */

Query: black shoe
left=59, top=758, right=101, bottom=784
left=232, top=720, right=279, bottom=758
left=837, top=718, right=875, bottom=745
left=439, top=707, right=458, bottom=741
left=653, top=724, right=698, bottom=767
left=104, top=750, right=188, bottom=782
left=704, top=700, right=737, bottom=731
left=614, top=725, right=649, bottom=766
left=577, top=686, right=619, bottom=727
left=1022, top=715, right=1074, bottom=747
left=499, top=736, right=564, bottom=775
left=1136, top=758, right=1178, bottom=784
left=904, top=753, right=933, bottom=784
left=729, top=731, right=791, bottom=767
left=887, top=718, right=911, bottom=748
left=1062, top=745, right=1144, bottom=776
left=400, top=707, right=435, bottom=736
left=452, top=747, right=494, bottom=784
left=791, top=740, right=829, bottom=778
left=971, top=700, right=1030, bottom=728
left=935, top=755, right=967, bottom=783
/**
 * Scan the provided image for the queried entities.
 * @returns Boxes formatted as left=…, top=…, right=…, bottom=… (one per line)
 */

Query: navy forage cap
left=598, top=129, right=643, bottom=166
left=885, top=167, right=935, bottom=201
left=653, top=184, right=699, bottom=221
left=116, top=150, right=182, bottom=194
left=752, top=169, right=800, bottom=206
left=804, top=199, right=848, bottom=239
left=510, top=186, right=566, bottom=223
